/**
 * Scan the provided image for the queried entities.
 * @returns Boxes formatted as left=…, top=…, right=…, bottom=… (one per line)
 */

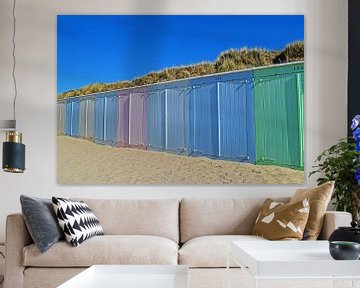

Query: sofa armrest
left=318, top=211, right=352, bottom=240
left=4, top=213, right=33, bottom=288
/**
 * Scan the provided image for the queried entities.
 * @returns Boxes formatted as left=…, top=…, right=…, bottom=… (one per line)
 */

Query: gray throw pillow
left=20, top=195, right=64, bottom=253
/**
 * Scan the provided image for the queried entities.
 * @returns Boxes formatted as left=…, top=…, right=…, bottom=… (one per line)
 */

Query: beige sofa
left=4, top=198, right=352, bottom=288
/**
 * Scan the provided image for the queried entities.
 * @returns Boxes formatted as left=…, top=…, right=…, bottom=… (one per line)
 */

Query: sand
left=57, top=136, right=304, bottom=185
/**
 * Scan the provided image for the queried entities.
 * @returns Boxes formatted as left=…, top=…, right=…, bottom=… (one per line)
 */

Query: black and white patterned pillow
left=52, top=197, right=104, bottom=247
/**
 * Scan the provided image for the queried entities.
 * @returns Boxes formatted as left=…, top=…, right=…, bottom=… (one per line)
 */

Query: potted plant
left=309, top=115, right=360, bottom=222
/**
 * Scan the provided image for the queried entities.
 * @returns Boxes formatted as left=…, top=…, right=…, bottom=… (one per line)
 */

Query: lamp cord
left=12, top=0, right=17, bottom=127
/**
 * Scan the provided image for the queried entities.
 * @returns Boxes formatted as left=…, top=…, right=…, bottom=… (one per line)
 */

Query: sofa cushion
left=20, top=195, right=64, bottom=253
left=72, top=198, right=179, bottom=243
left=252, top=198, right=310, bottom=240
left=23, top=235, right=178, bottom=267
left=52, top=197, right=104, bottom=247
left=290, top=181, right=334, bottom=240
left=179, top=235, right=267, bottom=268
left=180, top=198, right=289, bottom=243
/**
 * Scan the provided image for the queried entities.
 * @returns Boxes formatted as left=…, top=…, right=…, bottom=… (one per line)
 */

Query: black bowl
left=329, top=241, right=360, bottom=260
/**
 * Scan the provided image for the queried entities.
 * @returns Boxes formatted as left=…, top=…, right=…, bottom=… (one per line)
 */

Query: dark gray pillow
left=20, top=195, right=64, bottom=253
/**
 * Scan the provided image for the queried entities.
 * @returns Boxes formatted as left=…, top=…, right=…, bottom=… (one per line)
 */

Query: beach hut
left=146, top=90, right=166, bottom=150
left=94, top=95, right=105, bottom=144
left=217, top=74, right=255, bottom=163
left=65, top=98, right=79, bottom=137
left=71, top=99, right=80, bottom=137
left=57, top=101, right=66, bottom=135
left=77, top=98, right=88, bottom=139
left=165, top=86, right=191, bottom=154
left=78, top=98, right=86, bottom=138
left=253, top=62, right=304, bottom=169
left=85, top=97, right=96, bottom=140
left=94, top=94, right=118, bottom=145
left=104, top=95, right=118, bottom=145
left=189, top=82, right=219, bottom=157
left=116, top=94, right=130, bottom=146
left=65, top=100, right=72, bottom=136
left=78, top=96, right=95, bottom=140
left=129, top=92, right=147, bottom=148
left=297, top=71, right=305, bottom=168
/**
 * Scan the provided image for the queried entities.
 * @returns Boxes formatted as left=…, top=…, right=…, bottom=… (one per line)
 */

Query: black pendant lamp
left=1, top=0, right=25, bottom=173
left=3, top=131, right=25, bottom=173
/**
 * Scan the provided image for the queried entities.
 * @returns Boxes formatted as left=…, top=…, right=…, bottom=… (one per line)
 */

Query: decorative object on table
left=329, top=241, right=360, bottom=260
left=20, top=195, right=64, bottom=253
left=289, top=181, right=334, bottom=240
left=1, top=0, right=25, bottom=173
left=252, top=198, right=310, bottom=240
left=329, top=220, right=360, bottom=244
left=309, top=114, right=360, bottom=222
left=52, top=197, right=104, bottom=247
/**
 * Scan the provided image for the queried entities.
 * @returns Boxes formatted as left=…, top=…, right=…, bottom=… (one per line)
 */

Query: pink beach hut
left=128, top=92, right=147, bottom=148
left=116, top=94, right=130, bottom=146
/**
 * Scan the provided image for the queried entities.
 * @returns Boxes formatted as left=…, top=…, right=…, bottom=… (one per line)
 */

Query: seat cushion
left=23, top=235, right=178, bottom=267
left=24, top=268, right=86, bottom=288
left=179, top=235, right=267, bottom=268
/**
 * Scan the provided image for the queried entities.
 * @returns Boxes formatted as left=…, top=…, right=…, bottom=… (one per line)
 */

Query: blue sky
left=57, top=15, right=304, bottom=94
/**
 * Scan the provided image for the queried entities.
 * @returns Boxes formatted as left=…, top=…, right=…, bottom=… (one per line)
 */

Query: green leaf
left=309, top=138, right=360, bottom=216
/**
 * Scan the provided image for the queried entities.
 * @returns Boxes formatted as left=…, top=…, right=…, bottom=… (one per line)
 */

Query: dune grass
left=58, top=41, right=304, bottom=100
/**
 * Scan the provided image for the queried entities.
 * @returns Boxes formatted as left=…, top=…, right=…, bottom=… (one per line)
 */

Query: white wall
left=0, top=0, right=348, bottom=242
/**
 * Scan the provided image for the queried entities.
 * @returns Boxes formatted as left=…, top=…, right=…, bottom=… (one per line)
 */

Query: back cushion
left=180, top=198, right=289, bottom=243
left=72, top=198, right=179, bottom=243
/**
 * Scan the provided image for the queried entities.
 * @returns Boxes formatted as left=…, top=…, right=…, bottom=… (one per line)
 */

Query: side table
left=227, top=240, right=360, bottom=288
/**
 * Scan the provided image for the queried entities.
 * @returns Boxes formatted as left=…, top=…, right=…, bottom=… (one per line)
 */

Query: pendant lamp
left=1, top=0, right=26, bottom=173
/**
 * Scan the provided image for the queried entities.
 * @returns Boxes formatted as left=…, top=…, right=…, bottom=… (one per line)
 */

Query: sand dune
left=57, top=136, right=304, bottom=185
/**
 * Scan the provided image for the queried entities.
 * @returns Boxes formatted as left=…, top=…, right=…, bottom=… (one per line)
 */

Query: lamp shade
left=2, top=131, right=25, bottom=173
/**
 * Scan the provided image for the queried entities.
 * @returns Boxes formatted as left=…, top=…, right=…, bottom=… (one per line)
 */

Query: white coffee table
left=58, top=265, right=189, bottom=288
left=228, top=241, right=360, bottom=288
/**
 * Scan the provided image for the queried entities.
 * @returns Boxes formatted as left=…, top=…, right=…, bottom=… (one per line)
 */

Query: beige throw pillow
left=289, top=181, right=334, bottom=240
left=252, top=198, right=310, bottom=240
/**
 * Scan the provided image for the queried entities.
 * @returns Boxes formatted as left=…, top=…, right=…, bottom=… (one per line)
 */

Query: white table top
left=58, top=265, right=189, bottom=288
left=231, top=240, right=360, bottom=278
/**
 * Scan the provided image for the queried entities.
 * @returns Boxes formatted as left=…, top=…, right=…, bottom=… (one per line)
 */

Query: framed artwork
left=57, top=15, right=304, bottom=185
